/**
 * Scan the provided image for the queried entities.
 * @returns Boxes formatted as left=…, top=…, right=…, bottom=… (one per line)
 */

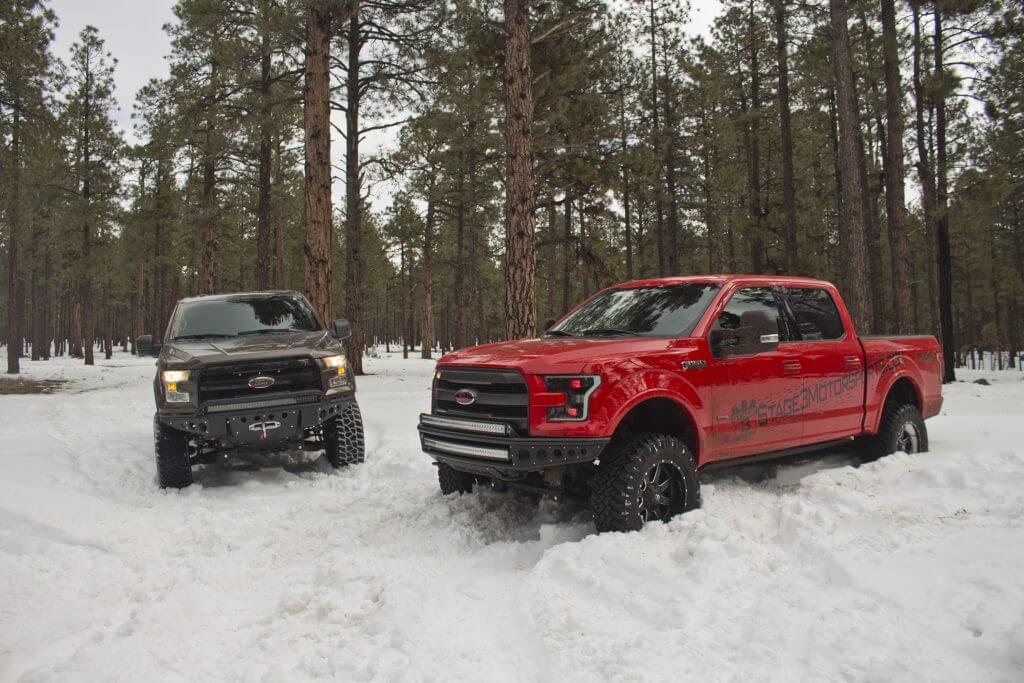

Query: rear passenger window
left=784, top=287, right=845, bottom=340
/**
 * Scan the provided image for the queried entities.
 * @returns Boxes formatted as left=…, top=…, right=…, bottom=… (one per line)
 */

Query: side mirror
left=136, top=335, right=154, bottom=356
left=541, top=317, right=557, bottom=335
left=710, top=329, right=740, bottom=357
left=332, top=318, right=352, bottom=340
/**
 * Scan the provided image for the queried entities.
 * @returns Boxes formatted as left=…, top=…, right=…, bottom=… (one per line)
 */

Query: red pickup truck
left=418, top=275, right=943, bottom=532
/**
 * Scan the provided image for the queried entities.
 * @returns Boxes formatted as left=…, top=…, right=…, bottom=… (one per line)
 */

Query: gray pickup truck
left=137, top=291, right=365, bottom=488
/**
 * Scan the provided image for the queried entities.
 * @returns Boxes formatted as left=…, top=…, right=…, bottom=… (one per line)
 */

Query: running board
left=699, top=437, right=855, bottom=472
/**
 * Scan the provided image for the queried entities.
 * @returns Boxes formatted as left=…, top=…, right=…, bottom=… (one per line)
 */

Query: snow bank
left=1, top=350, right=1022, bottom=681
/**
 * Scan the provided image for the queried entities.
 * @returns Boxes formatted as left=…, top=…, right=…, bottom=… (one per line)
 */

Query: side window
left=711, top=287, right=781, bottom=356
left=784, top=287, right=845, bottom=340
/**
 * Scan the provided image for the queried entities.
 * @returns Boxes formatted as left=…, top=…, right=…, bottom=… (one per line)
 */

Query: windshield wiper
left=173, top=333, right=235, bottom=340
left=579, top=328, right=640, bottom=337
left=237, top=328, right=297, bottom=336
left=543, top=329, right=576, bottom=337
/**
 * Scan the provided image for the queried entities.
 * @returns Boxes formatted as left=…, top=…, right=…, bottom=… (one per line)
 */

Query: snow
left=1, top=349, right=1023, bottom=682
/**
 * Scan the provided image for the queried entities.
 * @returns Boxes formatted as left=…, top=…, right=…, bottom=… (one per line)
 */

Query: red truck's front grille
left=434, top=367, right=529, bottom=432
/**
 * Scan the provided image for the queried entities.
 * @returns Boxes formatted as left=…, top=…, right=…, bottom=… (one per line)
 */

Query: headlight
left=322, top=354, right=347, bottom=374
left=544, top=375, right=601, bottom=421
left=161, top=370, right=191, bottom=403
left=162, top=370, right=190, bottom=383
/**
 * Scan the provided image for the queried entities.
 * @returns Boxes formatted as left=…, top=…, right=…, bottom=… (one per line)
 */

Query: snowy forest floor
left=1, top=349, right=1023, bottom=682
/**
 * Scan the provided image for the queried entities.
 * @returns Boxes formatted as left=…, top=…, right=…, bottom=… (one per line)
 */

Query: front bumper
left=158, top=390, right=355, bottom=446
left=418, top=413, right=609, bottom=478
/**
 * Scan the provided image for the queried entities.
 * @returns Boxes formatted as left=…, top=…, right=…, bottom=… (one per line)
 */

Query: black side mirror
left=137, top=335, right=154, bottom=356
left=541, top=317, right=557, bottom=335
left=332, top=318, right=352, bottom=340
left=710, top=329, right=740, bottom=357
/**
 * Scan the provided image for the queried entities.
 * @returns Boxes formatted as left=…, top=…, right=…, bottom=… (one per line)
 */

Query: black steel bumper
left=418, top=413, right=609, bottom=478
left=158, top=390, right=355, bottom=446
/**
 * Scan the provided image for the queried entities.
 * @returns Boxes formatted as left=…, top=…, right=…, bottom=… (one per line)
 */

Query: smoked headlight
left=161, top=370, right=191, bottom=403
left=322, top=354, right=347, bottom=374
left=545, top=375, right=601, bottom=421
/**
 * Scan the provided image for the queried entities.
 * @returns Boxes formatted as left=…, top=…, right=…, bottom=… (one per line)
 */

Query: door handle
left=844, top=355, right=862, bottom=370
left=783, top=360, right=801, bottom=374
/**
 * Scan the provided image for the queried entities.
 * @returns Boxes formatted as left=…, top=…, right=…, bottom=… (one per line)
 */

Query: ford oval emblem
left=248, top=376, right=275, bottom=390
left=454, top=388, right=477, bottom=406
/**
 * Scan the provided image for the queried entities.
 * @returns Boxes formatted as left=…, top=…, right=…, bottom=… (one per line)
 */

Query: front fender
left=603, top=369, right=707, bottom=459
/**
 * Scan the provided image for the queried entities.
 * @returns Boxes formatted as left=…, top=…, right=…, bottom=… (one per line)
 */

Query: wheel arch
left=867, top=374, right=923, bottom=434
left=609, top=394, right=703, bottom=465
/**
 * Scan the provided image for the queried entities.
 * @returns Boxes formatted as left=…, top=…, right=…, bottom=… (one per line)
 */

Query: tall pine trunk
left=911, top=4, right=941, bottom=343
left=880, top=0, right=912, bottom=334
left=5, top=106, right=21, bottom=374
left=775, top=0, right=798, bottom=272
left=421, top=181, right=436, bottom=359
left=932, top=8, right=956, bottom=382
left=502, top=0, right=537, bottom=340
left=255, top=25, right=273, bottom=290
left=303, top=2, right=334, bottom=329
left=829, top=0, right=870, bottom=332
left=344, top=12, right=365, bottom=373
left=746, top=0, right=766, bottom=273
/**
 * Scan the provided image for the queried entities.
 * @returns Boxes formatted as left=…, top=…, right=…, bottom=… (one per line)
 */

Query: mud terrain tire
left=155, top=418, right=193, bottom=489
left=591, top=433, right=700, bottom=533
left=324, top=402, right=366, bottom=468
left=858, top=402, right=928, bottom=462
left=437, top=463, right=476, bottom=495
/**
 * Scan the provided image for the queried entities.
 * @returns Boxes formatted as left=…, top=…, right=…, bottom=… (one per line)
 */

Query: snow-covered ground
left=1, top=349, right=1023, bottom=682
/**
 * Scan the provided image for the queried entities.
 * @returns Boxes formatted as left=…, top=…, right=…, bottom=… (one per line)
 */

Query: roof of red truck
left=615, top=274, right=836, bottom=289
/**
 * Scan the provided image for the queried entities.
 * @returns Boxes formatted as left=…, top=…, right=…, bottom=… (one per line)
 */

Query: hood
left=439, top=336, right=685, bottom=375
left=162, top=330, right=339, bottom=367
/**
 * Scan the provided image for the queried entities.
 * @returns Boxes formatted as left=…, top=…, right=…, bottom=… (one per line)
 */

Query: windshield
left=548, top=284, right=721, bottom=338
left=169, top=295, right=321, bottom=340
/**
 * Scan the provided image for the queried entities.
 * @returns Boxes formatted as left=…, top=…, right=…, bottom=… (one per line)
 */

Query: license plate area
left=226, top=410, right=301, bottom=444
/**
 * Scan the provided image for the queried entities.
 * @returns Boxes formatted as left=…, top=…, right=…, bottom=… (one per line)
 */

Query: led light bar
left=423, top=438, right=509, bottom=461
left=206, top=397, right=300, bottom=413
left=420, top=414, right=509, bottom=436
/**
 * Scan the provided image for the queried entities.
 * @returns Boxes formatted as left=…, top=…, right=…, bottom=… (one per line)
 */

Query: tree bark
left=746, top=0, right=766, bottom=273
left=421, top=180, right=436, bottom=359
left=344, top=11, right=365, bottom=373
left=932, top=7, right=956, bottom=382
left=303, top=2, right=335, bottom=330
left=255, top=25, right=273, bottom=290
left=502, top=0, right=537, bottom=340
left=6, top=106, right=21, bottom=373
left=829, top=0, right=870, bottom=332
left=775, top=0, right=798, bottom=272
left=880, top=0, right=913, bottom=334
left=648, top=0, right=666, bottom=276
left=911, top=3, right=940, bottom=342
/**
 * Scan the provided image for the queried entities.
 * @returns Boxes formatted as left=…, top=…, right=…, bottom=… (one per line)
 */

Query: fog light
left=165, top=389, right=190, bottom=403
left=328, top=375, right=346, bottom=389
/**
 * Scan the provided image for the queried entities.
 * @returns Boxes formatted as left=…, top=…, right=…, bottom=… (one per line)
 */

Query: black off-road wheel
left=858, top=402, right=928, bottom=462
left=437, top=463, right=476, bottom=495
left=155, top=418, right=193, bottom=489
left=591, top=433, right=700, bottom=533
left=324, top=402, right=366, bottom=468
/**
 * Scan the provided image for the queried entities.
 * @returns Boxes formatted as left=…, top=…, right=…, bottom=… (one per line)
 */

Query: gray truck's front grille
left=198, top=358, right=321, bottom=404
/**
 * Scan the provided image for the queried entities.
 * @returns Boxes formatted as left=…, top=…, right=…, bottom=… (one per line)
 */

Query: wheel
left=324, top=402, right=366, bottom=468
left=858, top=402, right=929, bottom=462
left=437, top=463, right=476, bottom=495
left=590, top=433, right=700, bottom=533
left=155, top=418, right=193, bottom=489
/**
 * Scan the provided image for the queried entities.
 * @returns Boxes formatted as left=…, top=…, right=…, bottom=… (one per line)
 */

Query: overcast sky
left=48, top=0, right=722, bottom=207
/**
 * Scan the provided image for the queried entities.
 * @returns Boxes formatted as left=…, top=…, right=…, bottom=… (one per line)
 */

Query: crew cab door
left=778, top=285, right=865, bottom=442
left=706, top=286, right=805, bottom=461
